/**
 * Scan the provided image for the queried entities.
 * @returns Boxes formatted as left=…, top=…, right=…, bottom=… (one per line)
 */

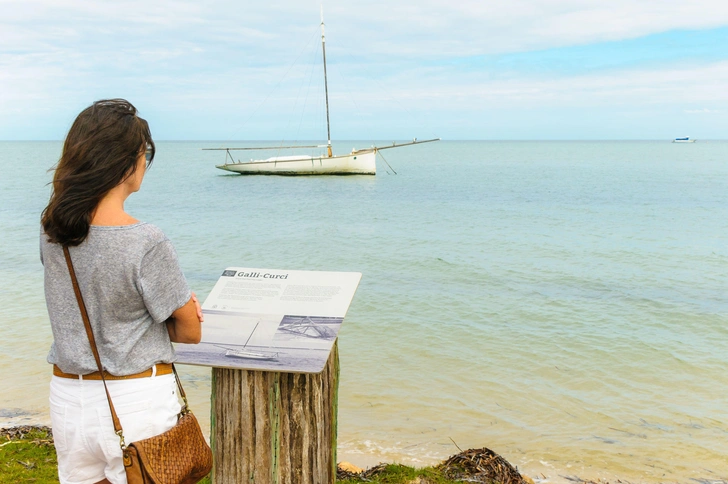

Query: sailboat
left=206, top=10, right=439, bottom=175
left=214, top=322, right=279, bottom=361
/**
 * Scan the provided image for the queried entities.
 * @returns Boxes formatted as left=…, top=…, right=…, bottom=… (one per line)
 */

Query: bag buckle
left=116, top=429, right=127, bottom=451
left=181, top=394, right=191, bottom=415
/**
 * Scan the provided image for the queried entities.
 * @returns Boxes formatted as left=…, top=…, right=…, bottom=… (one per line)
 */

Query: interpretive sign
left=174, top=267, right=361, bottom=373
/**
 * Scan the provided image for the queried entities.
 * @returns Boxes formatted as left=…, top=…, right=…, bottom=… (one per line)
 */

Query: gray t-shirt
left=41, top=223, right=191, bottom=375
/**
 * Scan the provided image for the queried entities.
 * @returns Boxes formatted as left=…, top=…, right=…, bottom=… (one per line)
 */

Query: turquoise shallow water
left=1, top=140, right=727, bottom=482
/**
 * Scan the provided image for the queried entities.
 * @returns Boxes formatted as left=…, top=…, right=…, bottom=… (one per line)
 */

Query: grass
left=0, top=426, right=212, bottom=484
left=0, top=427, right=59, bottom=483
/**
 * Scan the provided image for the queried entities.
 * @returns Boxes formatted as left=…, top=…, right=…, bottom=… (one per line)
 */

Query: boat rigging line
left=376, top=150, right=397, bottom=175
left=321, top=5, right=332, bottom=157
left=371, top=139, right=439, bottom=174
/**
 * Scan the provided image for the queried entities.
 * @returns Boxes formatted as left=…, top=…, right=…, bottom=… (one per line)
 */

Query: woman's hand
left=191, top=292, right=204, bottom=322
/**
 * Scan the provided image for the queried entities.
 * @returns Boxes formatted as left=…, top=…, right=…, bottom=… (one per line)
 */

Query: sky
left=1, top=0, right=728, bottom=140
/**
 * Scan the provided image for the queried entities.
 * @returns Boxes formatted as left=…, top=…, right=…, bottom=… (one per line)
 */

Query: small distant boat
left=672, top=137, right=696, bottom=143
left=205, top=9, right=438, bottom=175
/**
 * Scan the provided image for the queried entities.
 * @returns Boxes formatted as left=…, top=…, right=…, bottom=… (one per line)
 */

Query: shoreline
left=4, top=411, right=728, bottom=484
left=0, top=414, right=51, bottom=431
left=9, top=403, right=727, bottom=483
left=0, top=422, right=701, bottom=484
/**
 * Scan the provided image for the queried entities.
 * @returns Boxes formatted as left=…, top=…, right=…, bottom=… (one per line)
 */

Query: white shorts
left=49, top=370, right=182, bottom=484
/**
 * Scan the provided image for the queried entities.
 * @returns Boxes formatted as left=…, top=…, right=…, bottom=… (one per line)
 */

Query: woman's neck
left=91, top=185, right=139, bottom=226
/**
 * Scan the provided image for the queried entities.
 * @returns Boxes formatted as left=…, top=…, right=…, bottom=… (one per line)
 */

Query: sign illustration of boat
left=205, top=9, right=439, bottom=176
left=217, top=347, right=279, bottom=361
left=672, top=137, right=696, bottom=143
left=214, top=322, right=278, bottom=361
left=279, top=316, right=337, bottom=339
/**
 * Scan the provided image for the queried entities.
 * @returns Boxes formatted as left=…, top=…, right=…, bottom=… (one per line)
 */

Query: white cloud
left=2, top=0, right=728, bottom=139
left=3, top=0, right=728, bottom=60
left=322, top=0, right=728, bottom=57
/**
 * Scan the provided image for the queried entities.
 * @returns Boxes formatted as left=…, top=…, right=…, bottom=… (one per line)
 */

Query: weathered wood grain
left=211, top=341, right=339, bottom=483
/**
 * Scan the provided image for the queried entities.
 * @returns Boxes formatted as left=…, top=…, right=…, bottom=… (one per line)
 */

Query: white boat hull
left=216, top=151, right=376, bottom=175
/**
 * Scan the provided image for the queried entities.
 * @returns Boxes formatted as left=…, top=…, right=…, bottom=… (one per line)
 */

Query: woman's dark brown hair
left=41, top=99, right=156, bottom=246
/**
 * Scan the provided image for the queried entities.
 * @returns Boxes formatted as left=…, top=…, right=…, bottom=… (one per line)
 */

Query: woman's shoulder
left=89, top=222, right=171, bottom=249
left=129, top=222, right=167, bottom=240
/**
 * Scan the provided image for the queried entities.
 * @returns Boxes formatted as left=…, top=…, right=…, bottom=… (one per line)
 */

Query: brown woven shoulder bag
left=63, top=246, right=213, bottom=484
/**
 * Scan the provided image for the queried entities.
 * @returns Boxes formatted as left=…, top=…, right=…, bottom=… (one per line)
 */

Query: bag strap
left=62, top=246, right=191, bottom=452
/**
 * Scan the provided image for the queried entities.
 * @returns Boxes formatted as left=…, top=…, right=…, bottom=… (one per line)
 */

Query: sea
left=1, top=140, right=727, bottom=483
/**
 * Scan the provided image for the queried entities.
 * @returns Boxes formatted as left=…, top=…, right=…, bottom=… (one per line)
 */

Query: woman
left=41, top=99, right=203, bottom=484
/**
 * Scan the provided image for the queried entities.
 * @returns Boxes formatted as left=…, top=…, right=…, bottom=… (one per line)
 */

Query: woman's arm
left=166, top=292, right=204, bottom=344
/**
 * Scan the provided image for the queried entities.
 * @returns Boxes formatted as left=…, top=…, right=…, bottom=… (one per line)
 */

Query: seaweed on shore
left=0, top=425, right=54, bottom=447
left=337, top=465, right=365, bottom=480
left=360, top=463, right=395, bottom=479
left=337, top=448, right=528, bottom=483
left=437, top=447, right=527, bottom=484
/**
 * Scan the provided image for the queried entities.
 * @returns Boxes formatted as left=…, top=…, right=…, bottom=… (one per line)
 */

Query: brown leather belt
left=53, top=363, right=174, bottom=380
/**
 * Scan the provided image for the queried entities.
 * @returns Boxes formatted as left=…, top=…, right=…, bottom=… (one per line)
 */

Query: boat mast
left=320, top=6, right=333, bottom=158
left=243, top=322, right=259, bottom=348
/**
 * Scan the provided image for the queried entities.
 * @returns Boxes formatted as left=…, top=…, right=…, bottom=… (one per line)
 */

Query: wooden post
left=210, top=341, right=339, bottom=483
